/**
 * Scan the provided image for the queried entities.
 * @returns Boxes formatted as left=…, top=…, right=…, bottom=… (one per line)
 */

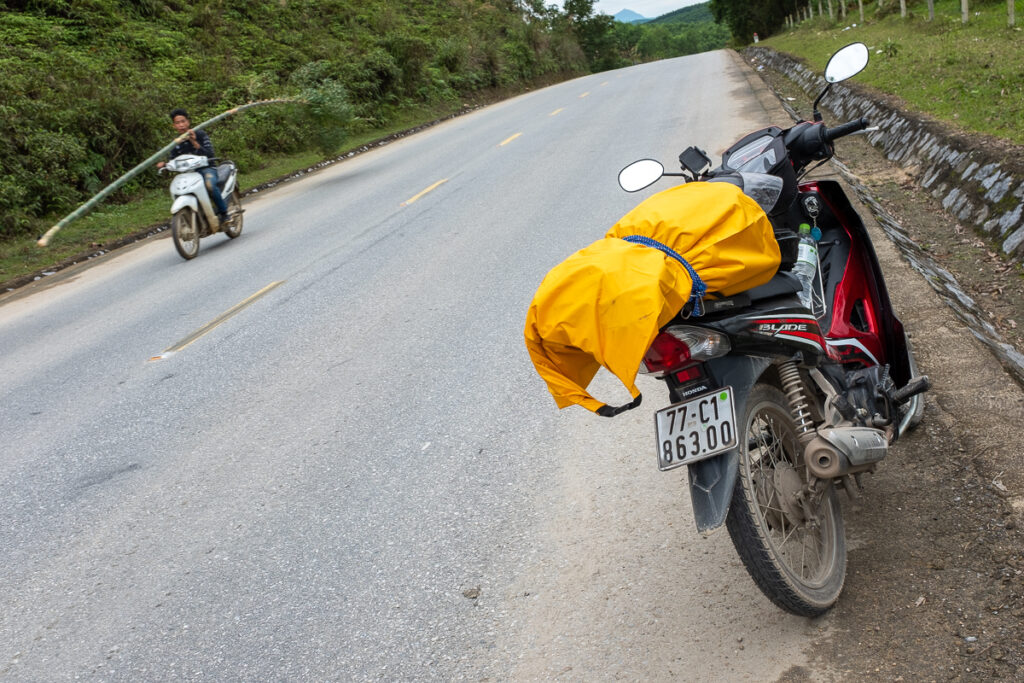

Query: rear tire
left=171, top=208, right=200, bottom=260
left=726, top=383, right=846, bottom=617
left=223, top=191, right=243, bottom=239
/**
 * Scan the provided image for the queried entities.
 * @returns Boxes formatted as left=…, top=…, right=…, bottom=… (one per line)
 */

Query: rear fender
left=687, top=355, right=772, bottom=535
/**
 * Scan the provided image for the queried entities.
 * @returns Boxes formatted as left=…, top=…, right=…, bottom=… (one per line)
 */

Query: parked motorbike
left=160, top=154, right=244, bottom=260
left=616, top=43, right=929, bottom=616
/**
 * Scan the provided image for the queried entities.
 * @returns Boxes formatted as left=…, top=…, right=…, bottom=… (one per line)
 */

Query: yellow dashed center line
left=499, top=132, right=522, bottom=146
left=600, top=81, right=609, bottom=86
left=151, top=280, right=285, bottom=360
left=579, top=91, right=590, bottom=99
left=549, top=108, right=564, bottom=116
left=402, top=178, right=449, bottom=206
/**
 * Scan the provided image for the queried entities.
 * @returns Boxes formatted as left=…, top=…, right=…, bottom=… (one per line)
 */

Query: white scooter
left=160, top=154, right=244, bottom=260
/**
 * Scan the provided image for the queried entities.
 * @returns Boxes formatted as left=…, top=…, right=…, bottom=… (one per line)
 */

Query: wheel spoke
left=743, top=396, right=840, bottom=586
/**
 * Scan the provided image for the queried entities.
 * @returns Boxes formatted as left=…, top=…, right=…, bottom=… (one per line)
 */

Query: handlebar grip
left=823, top=117, right=870, bottom=142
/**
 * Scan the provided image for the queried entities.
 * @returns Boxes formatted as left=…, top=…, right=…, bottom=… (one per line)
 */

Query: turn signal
left=641, top=326, right=730, bottom=377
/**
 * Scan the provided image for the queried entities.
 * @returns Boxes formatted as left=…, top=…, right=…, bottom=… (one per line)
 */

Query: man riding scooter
left=156, top=108, right=229, bottom=225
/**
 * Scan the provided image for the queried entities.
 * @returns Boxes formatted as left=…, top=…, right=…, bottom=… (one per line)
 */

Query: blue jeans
left=199, top=167, right=229, bottom=216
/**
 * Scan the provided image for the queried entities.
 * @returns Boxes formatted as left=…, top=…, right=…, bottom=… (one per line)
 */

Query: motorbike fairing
left=170, top=171, right=218, bottom=226
left=804, top=180, right=912, bottom=388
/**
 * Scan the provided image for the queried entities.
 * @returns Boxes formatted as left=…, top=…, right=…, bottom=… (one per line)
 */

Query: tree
left=709, top=0, right=793, bottom=43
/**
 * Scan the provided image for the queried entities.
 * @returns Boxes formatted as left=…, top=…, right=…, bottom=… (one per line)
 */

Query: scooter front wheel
left=172, top=208, right=201, bottom=260
left=725, top=383, right=846, bottom=617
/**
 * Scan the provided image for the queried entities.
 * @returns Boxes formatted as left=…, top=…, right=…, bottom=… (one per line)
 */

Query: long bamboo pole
left=37, top=98, right=300, bottom=247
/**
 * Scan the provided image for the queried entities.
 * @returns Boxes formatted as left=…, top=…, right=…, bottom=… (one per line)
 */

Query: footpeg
left=893, top=375, right=930, bottom=403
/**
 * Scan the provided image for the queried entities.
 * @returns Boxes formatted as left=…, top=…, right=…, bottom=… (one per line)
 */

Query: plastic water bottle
left=793, top=223, right=821, bottom=310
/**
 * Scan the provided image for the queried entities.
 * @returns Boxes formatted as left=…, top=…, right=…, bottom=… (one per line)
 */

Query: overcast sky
left=592, top=0, right=707, bottom=20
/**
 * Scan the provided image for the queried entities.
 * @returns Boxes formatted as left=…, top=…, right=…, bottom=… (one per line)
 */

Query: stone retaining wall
left=746, top=47, right=1024, bottom=259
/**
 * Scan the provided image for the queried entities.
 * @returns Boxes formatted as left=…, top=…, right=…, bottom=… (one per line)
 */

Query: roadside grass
left=762, top=0, right=1024, bottom=144
left=0, top=101, right=468, bottom=289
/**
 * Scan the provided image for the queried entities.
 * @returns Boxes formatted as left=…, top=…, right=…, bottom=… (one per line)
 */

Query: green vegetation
left=0, top=0, right=729, bottom=277
left=648, top=3, right=716, bottom=24
left=758, top=0, right=1024, bottom=145
left=611, top=5, right=730, bottom=63
left=0, top=112, right=434, bottom=284
left=0, top=0, right=590, bottom=244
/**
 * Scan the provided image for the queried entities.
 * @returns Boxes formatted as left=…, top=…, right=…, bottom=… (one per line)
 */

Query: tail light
left=641, top=326, right=730, bottom=377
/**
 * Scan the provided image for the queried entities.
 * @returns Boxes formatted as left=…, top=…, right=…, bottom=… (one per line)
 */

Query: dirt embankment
left=735, top=49, right=1024, bottom=681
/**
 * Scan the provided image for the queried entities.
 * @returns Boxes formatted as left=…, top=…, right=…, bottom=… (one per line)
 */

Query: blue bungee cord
left=622, top=234, right=707, bottom=317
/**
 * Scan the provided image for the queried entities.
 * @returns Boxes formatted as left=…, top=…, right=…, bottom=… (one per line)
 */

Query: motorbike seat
left=215, top=163, right=234, bottom=188
left=702, top=271, right=801, bottom=314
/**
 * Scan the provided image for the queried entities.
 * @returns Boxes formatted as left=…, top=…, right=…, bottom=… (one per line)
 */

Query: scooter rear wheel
left=172, top=208, right=201, bottom=260
left=223, top=192, right=243, bottom=239
left=726, top=383, right=846, bottom=617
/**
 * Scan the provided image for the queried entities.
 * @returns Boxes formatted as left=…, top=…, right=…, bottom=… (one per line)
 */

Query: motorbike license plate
left=654, top=387, right=738, bottom=471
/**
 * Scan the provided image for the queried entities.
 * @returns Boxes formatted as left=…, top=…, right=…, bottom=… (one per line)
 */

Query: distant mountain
left=647, top=2, right=714, bottom=25
left=613, top=9, right=648, bottom=23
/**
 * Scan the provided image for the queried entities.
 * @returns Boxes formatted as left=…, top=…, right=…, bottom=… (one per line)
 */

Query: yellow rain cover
left=524, top=181, right=781, bottom=414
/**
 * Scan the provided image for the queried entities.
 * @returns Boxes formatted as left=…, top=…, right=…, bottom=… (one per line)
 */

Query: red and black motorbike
left=617, top=43, right=929, bottom=616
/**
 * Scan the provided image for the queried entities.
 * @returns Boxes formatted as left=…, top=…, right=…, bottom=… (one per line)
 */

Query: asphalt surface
left=2, top=51, right=819, bottom=680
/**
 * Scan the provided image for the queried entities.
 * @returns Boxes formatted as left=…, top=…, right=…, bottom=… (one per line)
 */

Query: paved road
left=1, top=51, right=818, bottom=680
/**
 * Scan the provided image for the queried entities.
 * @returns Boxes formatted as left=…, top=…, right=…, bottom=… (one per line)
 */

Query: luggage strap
left=622, top=235, right=706, bottom=317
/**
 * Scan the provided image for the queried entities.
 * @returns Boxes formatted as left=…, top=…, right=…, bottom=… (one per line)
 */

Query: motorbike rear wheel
left=171, top=208, right=201, bottom=260
left=726, top=383, right=846, bottom=617
left=223, top=192, right=243, bottom=239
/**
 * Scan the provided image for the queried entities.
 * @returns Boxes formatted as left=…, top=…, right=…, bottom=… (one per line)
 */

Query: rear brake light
left=641, top=326, right=730, bottom=377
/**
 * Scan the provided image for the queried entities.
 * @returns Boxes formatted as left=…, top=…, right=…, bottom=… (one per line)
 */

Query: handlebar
left=823, top=117, right=870, bottom=142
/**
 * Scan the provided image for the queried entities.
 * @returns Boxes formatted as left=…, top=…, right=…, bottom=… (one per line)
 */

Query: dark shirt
left=169, top=129, right=215, bottom=160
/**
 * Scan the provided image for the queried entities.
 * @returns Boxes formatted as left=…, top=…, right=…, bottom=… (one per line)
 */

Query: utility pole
left=962, top=0, right=969, bottom=24
left=858, top=0, right=864, bottom=23
left=1009, top=0, right=1016, bottom=27
left=900, top=0, right=907, bottom=16
left=927, top=0, right=935, bottom=20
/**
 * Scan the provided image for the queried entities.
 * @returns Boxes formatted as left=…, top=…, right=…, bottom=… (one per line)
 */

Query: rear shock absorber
left=779, top=361, right=814, bottom=440
left=780, top=361, right=848, bottom=483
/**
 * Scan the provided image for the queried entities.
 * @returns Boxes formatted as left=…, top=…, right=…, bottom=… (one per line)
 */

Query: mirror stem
left=812, top=83, right=832, bottom=122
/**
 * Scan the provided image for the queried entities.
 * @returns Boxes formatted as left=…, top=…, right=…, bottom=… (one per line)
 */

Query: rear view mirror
left=824, top=42, right=869, bottom=83
left=618, top=159, right=664, bottom=192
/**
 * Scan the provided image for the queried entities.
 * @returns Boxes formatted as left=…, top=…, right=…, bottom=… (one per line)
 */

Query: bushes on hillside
left=0, top=0, right=727, bottom=239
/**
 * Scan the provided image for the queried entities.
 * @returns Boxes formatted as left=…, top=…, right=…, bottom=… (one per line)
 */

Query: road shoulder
left=734, top=49, right=1024, bottom=680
